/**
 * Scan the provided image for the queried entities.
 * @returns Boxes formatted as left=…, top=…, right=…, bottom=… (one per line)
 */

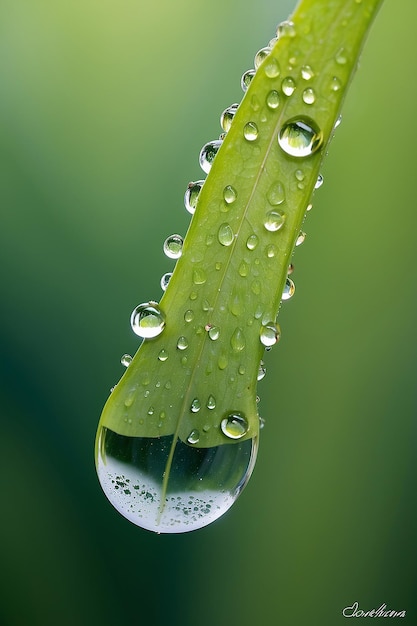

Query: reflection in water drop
left=282, top=277, right=296, bottom=300
left=199, top=140, right=223, bottom=173
left=96, top=428, right=257, bottom=533
left=130, top=302, right=165, bottom=339
left=120, top=354, right=132, bottom=368
left=241, top=69, right=256, bottom=92
left=243, top=122, right=259, bottom=142
left=220, top=103, right=239, bottom=132
left=184, top=180, right=204, bottom=215
left=163, top=234, right=183, bottom=259
left=266, top=90, right=280, bottom=110
left=278, top=117, right=322, bottom=158
left=220, top=412, right=249, bottom=440
left=160, top=272, right=172, bottom=291
left=282, top=77, right=296, bottom=96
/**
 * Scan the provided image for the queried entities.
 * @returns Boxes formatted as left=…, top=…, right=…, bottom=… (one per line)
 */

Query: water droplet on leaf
left=187, top=430, right=200, bottom=445
left=190, top=398, right=201, bottom=413
left=264, top=210, right=286, bottom=232
left=278, top=117, right=322, bottom=157
left=130, top=302, right=165, bottom=339
left=277, top=20, right=296, bottom=38
left=241, top=69, right=255, bottom=92
left=315, top=174, right=324, bottom=189
left=282, top=76, right=296, bottom=96
left=260, top=322, right=281, bottom=347
left=243, top=122, right=259, bottom=142
left=121, top=354, right=132, bottom=367
left=177, top=336, right=188, bottom=350
left=220, top=103, right=239, bottom=132
left=207, top=395, right=216, bottom=410
left=221, top=412, right=249, bottom=440
left=160, top=272, right=172, bottom=291
left=282, top=277, right=295, bottom=300
left=301, top=64, right=314, bottom=80
left=163, top=234, right=183, bottom=259
left=218, top=223, right=234, bottom=246
left=266, top=90, right=280, bottom=109
left=199, top=140, right=222, bottom=173
left=257, top=360, right=266, bottom=380
left=254, top=47, right=271, bottom=69
left=296, top=231, right=306, bottom=246
left=302, top=87, right=315, bottom=104
left=230, top=327, right=246, bottom=352
left=223, top=185, right=237, bottom=205
left=264, top=58, right=280, bottom=78
left=267, top=181, right=285, bottom=205
left=246, top=234, right=259, bottom=250
left=184, top=180, right=204, bottom=215
left=158, top=349, right=169, bottom=362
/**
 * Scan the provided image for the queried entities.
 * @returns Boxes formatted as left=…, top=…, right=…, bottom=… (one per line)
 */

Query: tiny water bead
left=278, top=117, right=322, bottom=158
left=160, top=272, right=172, bottom=291
left=163, top=234, right=183, bottom=259
left=158, top=349, right=169, bottom=362
left=184, top=180, right=204, bottom=215
left=264, top=210, right=286, bottom=232
left=241, top=69, right=255, bottom=92
left=199, top=140, right=223, bottom=173
left=130, top=302, right=165, bottom=339
left=220, top=412, right=249, bottom=440
left=190, top=398, right=201, bottom=413
left=223, top=185, right=237, bottom=205
left=282, top=76, right=296, bottom=96
left=218, top=223, right=234, bottom=246
left=330, top=76, right=342, bottom=92
left=260, top=322, right=281, bottom=347
left=282, top=277, right=296, bottom=300
left=301, top=64, right=314, bottom=80
left=266, top=90, right=280, bottom=110
left=243, top=122, right=259, bottom=142
left=257, top=360, right=266, bottom=381
left=184, top=309, right=194, bottom=323
left=207, top=395, right=216, bottom=410
left=177, top=336, right=189, bottom=350
left=296, top=231, right=306, bottom=246
left=266, top=244, right=278, bottom=258
left=220, top=103, right=239, bottom=132
left=335, top=47, right=348, bottom=65
left=121, top=354, right=132, bottom=368
left=208, top=326, right=220, bottom=341
left=96, top=428, right=257, bottom=533
left=246, top=234, right=259, bottom=250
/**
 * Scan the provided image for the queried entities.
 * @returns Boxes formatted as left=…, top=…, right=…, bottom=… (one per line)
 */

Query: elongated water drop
left=184, top=180, right=204, bottom=215
left=254, top=47, right=271, bottom=69
left=220, top=103, right=239, bottom=132
left=241, top=69, right=255, bottom=91
left=266, top=90, right=280, bottom=110
left=282, top=76, right=296, bottom=96
left=130, top=302, right=165, bottom=339
left=278, top=117, right=322, bottom=157
left=160, top=272, right=172, bottom=291
left=243, top=122, right=258, bottom=142
left=218, top=223, right=234, bottom=246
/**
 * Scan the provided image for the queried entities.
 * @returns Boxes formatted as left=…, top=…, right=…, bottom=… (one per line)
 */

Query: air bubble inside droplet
left=278, top=117, right=322, bottom=158
left=96, top=428, right=257, bottom=533
left=130, top=302, right=165, bottom=339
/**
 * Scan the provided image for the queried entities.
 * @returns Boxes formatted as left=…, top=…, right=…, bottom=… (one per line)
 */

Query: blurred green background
left=1, top=1, right=415, bottom=625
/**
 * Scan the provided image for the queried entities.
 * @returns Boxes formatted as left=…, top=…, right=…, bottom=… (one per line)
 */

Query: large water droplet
left=96, top=428, right=257, bottom=533
left=130, top=302, right=165, bottom=339
left=160, top=272, right=172, bottom=291
left=267, top=181, right=285, bottom=205
left=282, top=277, right=295, bottom=300
left=241, top=69, right=255, bottom=92
left=223, top=185, right=237, bottom=205
left=220, top=103, right=239, bottom=132
left=184, top=180, right=204, bottom=215
left=163, top=234, right=183, bottom=259
left=264, top=58, right=280, bottom=78
left=260, top=322, right=281, bottom=347
left=199, top=140, right=222, bottom=173
left=254, top=47, right=271, bottom=69
left=177, top=336, right=188, bottom=350
left=264, top=210, right=286, bottom=232
left=190, top=398, right=201, bottom=413
left=302, top=87, right=315, bottom=105
left=277, top=20, right=296, bottom=38
left=266, top=90, right=280, bottom=110
left=218, top=223, right=234, bottom=246
left=243, top=122, right=258, bottom=142
left=278, top=117, right=322, bottom=158
left=301, top=64, right=314, bottom=80
left=246, top=234, right=259, bottom=250
left=221, top=412, right=249, bottom=440
left=282, top=76, right=296, bottom=96
left=230, top=327, right=246, bottom=352
left=121, top=354, right=132, bottom=367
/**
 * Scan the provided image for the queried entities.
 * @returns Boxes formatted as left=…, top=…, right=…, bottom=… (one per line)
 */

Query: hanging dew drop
left=282, top=277, right=296, bottom=300
left=264, top=210, right=286, bottom=232
left=315, top=174, right=324, bottom=189
left=257, top=360, right=266, bottom=381
left=230, top=327, right=246, bottom=352
left=241, top=69, right=255, bottom=92
left=223, top=185, right=237, bottom=205
left=266, top=90, right=280, bottom=110
left=218, top=223, right=234, bottom=246
left=163, top=234, right=183, bottom=259
left=296, top=231, right=306, bottom=246
left=282, top=76, right=296, bottom=96
left=254, top=47, right=271, bottom=69
left=160, top=272, right=172, bottom=291
left=260, top=322, right=281, bottom=347
left=220, top=412, right=249, bottom=440
left=95, top=427, right=257, bottom=533
left=220, top=103, right=239, bottom=132
left=277, top=20, right=296, bottom=38
left=120, top=354, right=132, bottom=368
left=199, top=140, right=222, bottom=174
left=184, top=180, right=204, bottom=215
left=130, top=302, right=165, bottom=339
left=243, top=122, right=259, bottom=142
left=278, top=117, right=322, bottom=157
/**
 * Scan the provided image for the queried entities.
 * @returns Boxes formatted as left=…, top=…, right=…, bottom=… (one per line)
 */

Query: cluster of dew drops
left=120, top=20, right=344, bottom=429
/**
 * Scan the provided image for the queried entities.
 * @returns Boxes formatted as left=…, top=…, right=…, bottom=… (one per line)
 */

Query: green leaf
left=98, top=0, right=383, bottom=451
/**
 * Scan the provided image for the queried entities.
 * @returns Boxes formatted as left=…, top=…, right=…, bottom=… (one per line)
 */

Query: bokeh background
left=1, top=1, right=415, bottom=625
